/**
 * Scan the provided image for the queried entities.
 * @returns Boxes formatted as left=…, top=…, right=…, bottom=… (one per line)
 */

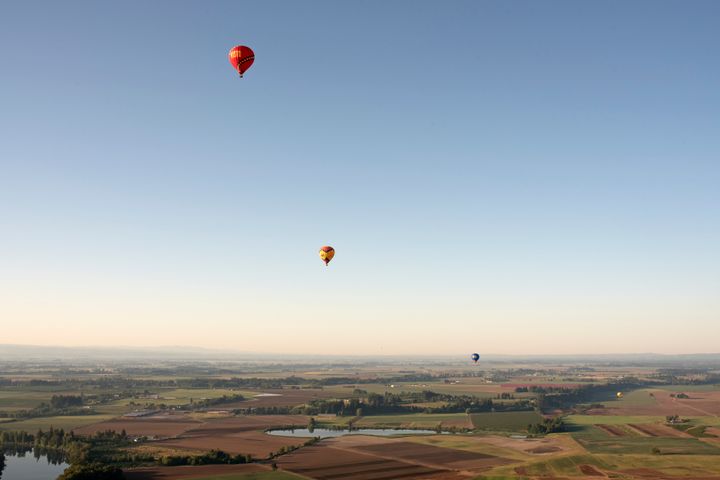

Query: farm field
left=192, top=473, right=306, bottom=480
left=3, top=357, right=720, bottom=479
left=355, top=413, right=471, bottom=428
left=125, top=464, right=272, bottom=479
left=0, top=413, right=117, bottom=432
left=276, top=444, right=465, bottom=480
left=470, top=411, right=543, bottom=432
left=0, top=388, right=82, bottom=411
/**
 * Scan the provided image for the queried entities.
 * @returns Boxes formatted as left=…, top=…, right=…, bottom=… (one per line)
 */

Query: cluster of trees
left=650, top=368, right=720, bottom=386
left=2, top=373, right=442, bottom=393
left=665, top=415, right=687, bottom=424
left=50, top=395, right=84, bottom=409
left=159, top=449, right=251, bottom=466
left=269, top=437, right=320, bottom=459
left=0, top=430, right=34, bottom=445
left=527, top=417, right=565, bottom=435
left=0, top=428, right=130, bottom=465
left=237, top=390, right=533, bottom=417
left=0, top=452, right=5, bottom=475
left=0, top=396, right=93, bottom=421
left=515, top=386, right=576, bottom=394
left=188, top=394, right=245, bottom=409
left=57, top=463, right=125, bottom=480
left=535, top=382, right=648, bottom=411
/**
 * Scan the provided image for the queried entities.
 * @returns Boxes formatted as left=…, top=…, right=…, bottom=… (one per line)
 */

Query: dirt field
left=579, top=464, right=604, bottom=476
left=144, top=415, right=310, bottom=458
left=184, top=415, right=309, bottom=433
left=74, top=415, right=201, bottom=438
left=125, top=463, right=267, bottom=479
left=628, top=423, right=692, bottom=438
left=156, top=430, right=304, bottom=459
left=276, top=445, right=464, bottom=480
left=596, top=424, right=627, bottom=437
left=437, top=415, right=474, bottom=429
left=354, top=440, right=513, bottom=471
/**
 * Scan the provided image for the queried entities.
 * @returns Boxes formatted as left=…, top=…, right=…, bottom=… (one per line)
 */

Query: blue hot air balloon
left=471, top=353, right=480, bottom=363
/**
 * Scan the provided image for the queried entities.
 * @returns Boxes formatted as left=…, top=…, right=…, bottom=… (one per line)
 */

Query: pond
left=0, top=450, right=69, bottom=480
left=267, top=428, right=441, bottom=438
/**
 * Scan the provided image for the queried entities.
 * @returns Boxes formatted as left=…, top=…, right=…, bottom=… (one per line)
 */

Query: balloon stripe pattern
left=319, top=246, right=335, bottom=266
left=228, top=45, right=255, bottom=77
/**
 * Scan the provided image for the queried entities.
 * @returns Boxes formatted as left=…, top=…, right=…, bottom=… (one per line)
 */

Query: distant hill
left=0, top=344, right=719, bottom=365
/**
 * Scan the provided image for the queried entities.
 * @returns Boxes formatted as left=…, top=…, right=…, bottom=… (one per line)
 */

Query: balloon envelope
left=228, top=45, right=255, bottom=77
left=319, top=246, right=335, bottom=265
left=471, top=353, right=480, bottom=363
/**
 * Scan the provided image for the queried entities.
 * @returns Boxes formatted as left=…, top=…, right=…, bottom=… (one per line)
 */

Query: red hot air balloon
left=228, top=45, right=255, bottom=77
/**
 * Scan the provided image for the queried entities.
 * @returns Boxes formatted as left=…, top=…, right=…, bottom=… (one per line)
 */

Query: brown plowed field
left=628, top=423, right=691, bottom=438
left=148, top=415, right=311, bottom=458
left=125, top=464, right=267, bottom=479
left=156, top=430, right=303, bottom=458
left=355, top=441, right=512, bottom=470
left=74, top=416, right=201, bottom=437
left=277, top=445, right=461, bottom=480
left=595, top=424, right=627, bottom=437
left=184, top=415, right=309, bottom=434
left=579, top=464, right=605, bottom=476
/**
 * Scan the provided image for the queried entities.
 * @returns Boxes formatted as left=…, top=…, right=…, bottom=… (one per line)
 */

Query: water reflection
left=1, top=447, right=69, bottom=480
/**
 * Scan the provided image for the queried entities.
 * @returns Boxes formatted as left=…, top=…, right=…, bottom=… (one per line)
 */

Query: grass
left=594, top=453, right=720, bottom=475
left=355, top=413, right=468, bottom=428
left=411, top=435, right=530, bottom=461
left=520, top=453, right=612, bottom=477
left=570, top=423, right=720, bottom=455
left=653, top=385, right=720, bottom=392
left=0, top=414, right=115, bottom=432
left=470, top=411, right=542, bottom=432
left=0, top=388, right=82, bottom=411
left=109, top=388, right=248, bottom=407
left=565, top=414, right=665, bottom=425
left=599, top=388, right=659, bottom=407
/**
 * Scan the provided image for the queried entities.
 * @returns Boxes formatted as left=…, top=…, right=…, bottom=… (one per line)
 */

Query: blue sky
left=1, top=1, right=718, bottom=354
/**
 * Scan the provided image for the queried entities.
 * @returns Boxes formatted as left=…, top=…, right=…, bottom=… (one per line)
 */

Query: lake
left=0, top=450, right=69, bottom=480
left=267, top=428, right=440, bottom=438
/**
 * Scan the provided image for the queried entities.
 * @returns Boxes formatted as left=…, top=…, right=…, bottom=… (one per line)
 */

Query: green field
left=108, top=388, right=250, bottom=407
left=0, top=414, right=115, bottom=432
left=0, top=388, right=82, bottom=411
left=470, top=411, right=543, bottom=432
left=411, top=435, right=531, bottom=461
left=566, top=414, right=664, bottom=425
left=570, top=424, right=720, bottom=455
left=355, top=413, right=468, bottom=428
left=597, top=388, right=659, bottom=407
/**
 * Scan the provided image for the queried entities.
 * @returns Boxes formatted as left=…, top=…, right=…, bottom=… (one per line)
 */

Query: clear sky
left=1, top=1, right=718, bottom=355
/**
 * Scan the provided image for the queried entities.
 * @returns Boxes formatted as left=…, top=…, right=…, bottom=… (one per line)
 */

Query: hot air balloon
left=319, top=246, right=335, bottom=266
left=471, top=353, right=480, bottom=363
left=616, top=392, right=624, bottom=399
left=228, top=45, right=255, bottom=77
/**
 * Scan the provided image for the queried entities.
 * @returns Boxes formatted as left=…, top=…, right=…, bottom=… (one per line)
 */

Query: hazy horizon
left=1, top=1, right=719, bottom=355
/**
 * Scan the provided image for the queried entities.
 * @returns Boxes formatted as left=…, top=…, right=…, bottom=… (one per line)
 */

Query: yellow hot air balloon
left=616, top=392, right=624, bottom=399
left=319, top=246, right=335, bottom=266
